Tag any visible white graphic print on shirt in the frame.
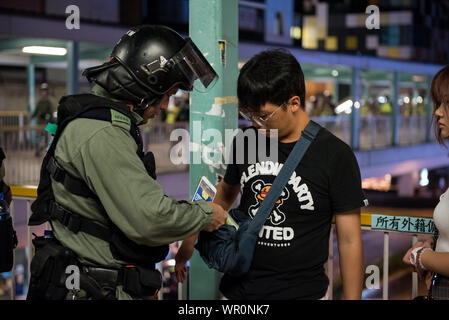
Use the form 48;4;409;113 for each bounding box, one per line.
240;161;315;247
249;179;290;225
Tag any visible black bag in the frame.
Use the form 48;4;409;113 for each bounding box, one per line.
0;215;18;273
0;147;17;273
194;121;321;276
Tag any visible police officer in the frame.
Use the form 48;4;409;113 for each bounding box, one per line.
32;83;55;157
32;83;54;125
27;25;227;300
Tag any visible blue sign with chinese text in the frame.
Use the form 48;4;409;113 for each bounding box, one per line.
371;214;435;234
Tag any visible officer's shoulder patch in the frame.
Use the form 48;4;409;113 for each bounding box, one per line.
111;109;131;129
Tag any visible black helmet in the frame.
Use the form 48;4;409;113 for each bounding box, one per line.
83;25;218;109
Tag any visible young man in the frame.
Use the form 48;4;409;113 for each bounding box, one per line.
176;49;367;300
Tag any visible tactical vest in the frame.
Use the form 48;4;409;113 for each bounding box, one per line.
29;94;168;268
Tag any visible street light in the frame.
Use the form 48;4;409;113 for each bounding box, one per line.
22;46;67;56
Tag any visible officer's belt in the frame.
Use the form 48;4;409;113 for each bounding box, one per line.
49;201;111;243
83;266;122;288
82;266;161;298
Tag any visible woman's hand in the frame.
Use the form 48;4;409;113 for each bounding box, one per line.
403;241;424;266
402;241;432;279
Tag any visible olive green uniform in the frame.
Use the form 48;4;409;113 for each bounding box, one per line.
33;100;54;125
51;86;212;298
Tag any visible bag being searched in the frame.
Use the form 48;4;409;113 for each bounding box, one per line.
195;209;256;277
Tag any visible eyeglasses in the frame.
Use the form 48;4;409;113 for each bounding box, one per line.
239;102;286;127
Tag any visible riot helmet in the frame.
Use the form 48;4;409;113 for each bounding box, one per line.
83;25;218;113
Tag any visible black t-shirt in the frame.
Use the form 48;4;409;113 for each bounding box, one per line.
220;126;367;300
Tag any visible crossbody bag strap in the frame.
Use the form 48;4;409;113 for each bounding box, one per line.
247;120;321;235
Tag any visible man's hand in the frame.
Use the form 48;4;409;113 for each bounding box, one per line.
335;209;363;300
204;202;228;232
175;235;198;283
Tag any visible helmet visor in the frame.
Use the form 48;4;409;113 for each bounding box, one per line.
172;38;218;92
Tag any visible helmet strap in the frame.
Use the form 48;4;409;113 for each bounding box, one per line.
133;95;163;116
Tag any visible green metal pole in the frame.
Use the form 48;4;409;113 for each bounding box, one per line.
392;71;400;146
333;80;339;105
28;64;35;117
350;67;360;150
66;41;79;95
189;0;239;300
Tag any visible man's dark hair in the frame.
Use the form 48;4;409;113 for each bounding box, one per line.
237;49;306;113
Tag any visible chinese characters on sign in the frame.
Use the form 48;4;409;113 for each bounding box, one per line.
371;214;435;234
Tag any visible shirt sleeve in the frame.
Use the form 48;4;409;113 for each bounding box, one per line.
78;125;213;247
223;135;241;186
224;163;240;186
328;140;368;214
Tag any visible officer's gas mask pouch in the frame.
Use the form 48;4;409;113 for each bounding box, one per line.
122;265;162;298
0;214;17;273
108;226;168;269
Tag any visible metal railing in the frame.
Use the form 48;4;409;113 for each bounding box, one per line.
3;185;435;300
327;212;435;300
0;121;191;186
312;115;351;145
4;186;38;300
312;114;431;150
0;111;30;129
0;115;436;185
399;115;428;145
358;115;392;149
